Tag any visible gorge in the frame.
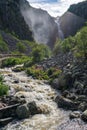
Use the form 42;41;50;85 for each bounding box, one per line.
0;0;87;130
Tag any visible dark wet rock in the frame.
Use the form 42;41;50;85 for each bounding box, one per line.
13;80;19;84
78;102;87;112
27;101;39;115
55;96;78;110
12;67;24;72
69;111;81;119
16;104;30;119
74;81;84;94
76;95;87;102
0;117;13;126
62;90;70;97
81;110;87;121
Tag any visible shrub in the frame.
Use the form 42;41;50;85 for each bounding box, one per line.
32;44;51;63
16;42;26;53
1;56;30;67
0;75;9;96
74;27;87;59
0;35;9;53
26;66;62;81
0;83;9;96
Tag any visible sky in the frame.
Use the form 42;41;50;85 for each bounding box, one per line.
27;0;84;17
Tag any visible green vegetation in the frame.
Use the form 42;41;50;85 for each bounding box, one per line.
0;35;9;53
16;42;27;53
26;65;62;81
68;1;87;19
54;25;87;59
32;44;51;63
1;56;30;67
0;75;9;96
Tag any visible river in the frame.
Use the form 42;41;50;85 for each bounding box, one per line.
0;67;69;130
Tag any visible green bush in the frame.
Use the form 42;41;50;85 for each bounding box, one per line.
26;65;62;81
26;66;49;80
16;42;27;53
0;75;9;96
74;27;87;59
0;83;9;96
1;56;30;67
32;44;51;63
0;35;9;53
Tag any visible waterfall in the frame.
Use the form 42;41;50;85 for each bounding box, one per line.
55;18;64;40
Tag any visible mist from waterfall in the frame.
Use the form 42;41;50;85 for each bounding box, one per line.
55;18;64;40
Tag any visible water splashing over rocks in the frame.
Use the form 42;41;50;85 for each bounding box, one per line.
0;67;68;130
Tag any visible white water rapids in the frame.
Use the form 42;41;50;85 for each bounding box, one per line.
0;67;69;130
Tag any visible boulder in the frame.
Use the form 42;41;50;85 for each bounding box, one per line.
78;102;87;112
81;110;87;121
55;95;78;110
16;104;30;119
27;101;39;115
74;81;84;94
69;111;81;119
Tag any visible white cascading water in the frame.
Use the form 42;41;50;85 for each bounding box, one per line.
0;67;69;130
55;17;64;40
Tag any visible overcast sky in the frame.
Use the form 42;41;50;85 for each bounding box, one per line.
27;0;84;17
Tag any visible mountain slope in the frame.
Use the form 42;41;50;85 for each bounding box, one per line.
68;1;87;20
59;1;87;38
20;0;58;48
0;0;33;41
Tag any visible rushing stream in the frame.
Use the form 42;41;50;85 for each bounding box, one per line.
0;67;69;130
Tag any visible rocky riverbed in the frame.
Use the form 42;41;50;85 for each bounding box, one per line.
0;67;69;130
0;63;87;130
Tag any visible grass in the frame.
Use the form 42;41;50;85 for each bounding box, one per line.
0;75;9;96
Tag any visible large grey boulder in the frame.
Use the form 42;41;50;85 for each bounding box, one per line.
27;101;39;115
55;95;77;110
16;104;30;119
81;110;87;121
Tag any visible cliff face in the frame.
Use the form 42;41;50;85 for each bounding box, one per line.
59;11;85;38
68;1;87;20
58;1;87;38
0;0;33;41
20;1;58;48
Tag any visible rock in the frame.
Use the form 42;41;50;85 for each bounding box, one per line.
62;90;70;97
81;110;87;121
78;102;87;112
74;81;84;94
16;104;30;119
27;101;39;115
55;95;77;110
13;80;19;84
69;111;81;119
51;78;60;90
12;67;24;72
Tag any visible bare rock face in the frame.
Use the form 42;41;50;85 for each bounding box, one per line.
59;11;85;38
20;1;58;48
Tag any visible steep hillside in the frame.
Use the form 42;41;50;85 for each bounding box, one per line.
0;30;33;55
20;1;58;48
68;1;87;19
0;0;33;41
59;11;85;38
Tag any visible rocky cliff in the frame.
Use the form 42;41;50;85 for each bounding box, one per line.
58;1;87;38
59;11;85;38
0;0;33;41
68;1;87;20
20;0;58;48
